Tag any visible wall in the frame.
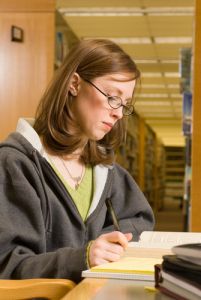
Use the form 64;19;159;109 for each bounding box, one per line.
0;0;55;140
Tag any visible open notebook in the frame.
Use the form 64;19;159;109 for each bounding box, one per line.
82;231;201;281
82;257;162;281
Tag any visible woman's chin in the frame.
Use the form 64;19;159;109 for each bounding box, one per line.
89;132;106;141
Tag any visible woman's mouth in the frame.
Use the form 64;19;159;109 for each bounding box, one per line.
102;122;113;130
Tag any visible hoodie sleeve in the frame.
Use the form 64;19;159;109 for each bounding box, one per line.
0;148;87;282
101;164;155;241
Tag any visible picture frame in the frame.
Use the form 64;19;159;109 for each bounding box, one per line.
11;25;24;42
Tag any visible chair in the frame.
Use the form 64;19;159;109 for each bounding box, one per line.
0;278;76;300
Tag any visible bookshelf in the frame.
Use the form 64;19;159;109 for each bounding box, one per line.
55;11;79;69
116;113;165;212
127;114;141;184
164;146;185;206
116;114;140;185
155;139;166;211
143;125;156;208
180;47;192;230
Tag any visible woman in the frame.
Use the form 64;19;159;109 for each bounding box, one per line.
0;39;154;282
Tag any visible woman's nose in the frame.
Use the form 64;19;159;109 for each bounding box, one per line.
111;106;123;120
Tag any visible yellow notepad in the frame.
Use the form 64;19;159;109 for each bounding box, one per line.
82;257;162;281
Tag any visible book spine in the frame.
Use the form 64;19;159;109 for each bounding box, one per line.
154;264;188;300
154;264;162;288
157;285;188;300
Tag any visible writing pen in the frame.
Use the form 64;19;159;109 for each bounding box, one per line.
105;198;121;232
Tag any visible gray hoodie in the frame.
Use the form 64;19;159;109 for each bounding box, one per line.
0;119;154;282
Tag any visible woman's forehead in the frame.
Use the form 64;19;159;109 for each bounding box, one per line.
96;73;135;82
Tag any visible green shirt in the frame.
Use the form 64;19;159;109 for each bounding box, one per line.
51;163;93;221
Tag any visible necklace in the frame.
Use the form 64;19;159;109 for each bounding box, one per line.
60;158;84;190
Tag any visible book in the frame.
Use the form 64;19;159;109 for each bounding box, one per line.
172;243;201;266
125;231;201;259
155;264;201;300
182;91;192;136
82;232;201;282
82;257;162;281
162;255;201;284
157;281;201;300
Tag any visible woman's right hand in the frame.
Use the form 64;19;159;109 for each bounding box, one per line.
88;231;132;267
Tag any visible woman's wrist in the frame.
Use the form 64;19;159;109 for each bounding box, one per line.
86;240;93;268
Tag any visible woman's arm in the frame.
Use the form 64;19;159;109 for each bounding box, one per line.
101;164;155;241
0;150;87;282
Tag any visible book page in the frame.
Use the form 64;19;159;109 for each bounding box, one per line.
124;246;172;259
128;231;201;249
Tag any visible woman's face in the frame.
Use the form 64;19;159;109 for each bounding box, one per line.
72;73;136;141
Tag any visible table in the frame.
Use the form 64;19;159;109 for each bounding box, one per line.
62;278;173;300
62;248;175;299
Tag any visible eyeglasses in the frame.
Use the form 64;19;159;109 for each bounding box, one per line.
85;80;134;116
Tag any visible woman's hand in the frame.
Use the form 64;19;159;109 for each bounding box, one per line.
88;231;132;267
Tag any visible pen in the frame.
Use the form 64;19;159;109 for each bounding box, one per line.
105;198;121;232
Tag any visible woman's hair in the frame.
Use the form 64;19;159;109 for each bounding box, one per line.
34;39;140;165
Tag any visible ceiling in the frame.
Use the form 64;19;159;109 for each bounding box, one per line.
56;0;195;146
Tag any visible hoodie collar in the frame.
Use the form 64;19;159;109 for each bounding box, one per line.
16;118;47;158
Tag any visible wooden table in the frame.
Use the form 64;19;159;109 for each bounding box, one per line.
62;249;174;299
61;278;172;300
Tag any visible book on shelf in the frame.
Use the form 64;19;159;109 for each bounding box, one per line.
155;264;201;300
82;256;162;281
171;243;201;266
182;91;192;136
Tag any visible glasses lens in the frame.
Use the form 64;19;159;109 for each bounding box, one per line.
108;96;122;109
123;105;134;116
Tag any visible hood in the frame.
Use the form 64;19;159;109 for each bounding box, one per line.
0;130;52;233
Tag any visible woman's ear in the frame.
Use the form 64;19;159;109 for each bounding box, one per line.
69;72;81;96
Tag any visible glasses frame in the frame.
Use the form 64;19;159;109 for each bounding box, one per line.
85;79;134;116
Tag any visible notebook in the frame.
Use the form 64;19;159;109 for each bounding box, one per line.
82;257;162;281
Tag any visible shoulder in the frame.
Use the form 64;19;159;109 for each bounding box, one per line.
110;163;143;194
96;162;133;181
0;132;34;159
0;133;37;178
112;162;135;180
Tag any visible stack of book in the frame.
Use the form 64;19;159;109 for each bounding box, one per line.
155;243;201;300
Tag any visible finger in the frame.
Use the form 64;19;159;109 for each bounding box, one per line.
103;242;124;255
101;250;122;263
90;238;124;258
124;233;133;242
90;248;121;266
105;231;129;248
92;258;110;266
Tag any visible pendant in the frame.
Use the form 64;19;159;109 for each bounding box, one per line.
73;176;81;182
75;182;79;190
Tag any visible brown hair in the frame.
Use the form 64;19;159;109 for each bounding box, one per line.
34;39;140;165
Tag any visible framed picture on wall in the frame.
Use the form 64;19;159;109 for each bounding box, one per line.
11;25;24;42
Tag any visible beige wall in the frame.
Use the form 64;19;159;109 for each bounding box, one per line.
0;1;55;140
